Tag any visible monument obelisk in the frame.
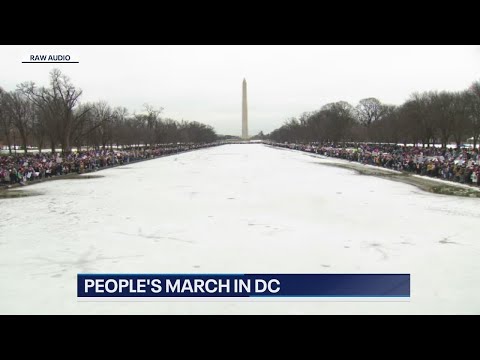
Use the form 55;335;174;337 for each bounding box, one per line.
242;78;248;139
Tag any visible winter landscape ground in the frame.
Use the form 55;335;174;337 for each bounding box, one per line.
1;143;480;314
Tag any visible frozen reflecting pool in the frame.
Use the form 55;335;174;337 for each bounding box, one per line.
1;144;480;314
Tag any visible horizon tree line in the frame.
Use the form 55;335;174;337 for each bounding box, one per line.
268;80;480;149
0;69;217;154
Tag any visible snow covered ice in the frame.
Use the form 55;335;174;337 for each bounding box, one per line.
1;144;480;314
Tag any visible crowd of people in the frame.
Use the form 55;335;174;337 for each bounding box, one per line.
271;142;480;187
4;141;480;188
0;143;219;187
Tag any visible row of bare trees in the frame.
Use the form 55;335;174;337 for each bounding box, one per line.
268;80;480;148
0;69;217;154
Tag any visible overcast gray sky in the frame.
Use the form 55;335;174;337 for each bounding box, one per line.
1;45;479;136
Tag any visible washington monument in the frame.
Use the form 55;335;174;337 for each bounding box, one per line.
242;78;248;139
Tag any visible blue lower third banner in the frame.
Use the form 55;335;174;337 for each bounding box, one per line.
77;274;410;298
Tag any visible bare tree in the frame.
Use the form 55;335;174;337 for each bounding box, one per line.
450;91;470;147
18;69;92;153
369;105;399;144
426;91;452;147
355;98;386;128
397;103;420;145
321;101;356;145
89;101;114;149
110;106;129;148
31;106;49;152
468;80;480;148
408;93;436;147
0;87;14;154
143;104;164;147
4;91;36;153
